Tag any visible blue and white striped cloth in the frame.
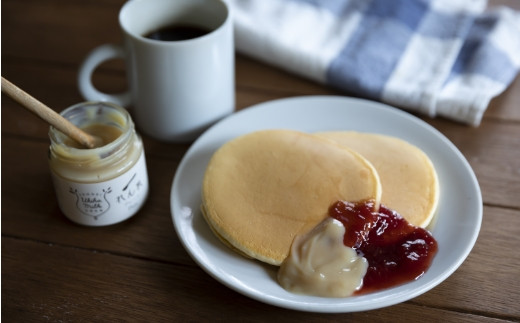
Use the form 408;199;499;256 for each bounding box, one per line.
226;0;520;126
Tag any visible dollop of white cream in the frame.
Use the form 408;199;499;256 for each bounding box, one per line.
277;218;367;297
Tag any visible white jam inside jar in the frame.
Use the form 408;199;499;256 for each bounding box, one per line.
48;102;149;226
277;218;367;297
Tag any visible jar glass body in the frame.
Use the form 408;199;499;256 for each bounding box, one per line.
49;102;149;226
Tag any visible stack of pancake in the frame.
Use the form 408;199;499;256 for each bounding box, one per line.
201;129;439;266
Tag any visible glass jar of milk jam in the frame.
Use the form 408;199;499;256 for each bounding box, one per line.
48;102;149;226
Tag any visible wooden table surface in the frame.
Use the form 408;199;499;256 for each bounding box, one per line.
2;0;519;321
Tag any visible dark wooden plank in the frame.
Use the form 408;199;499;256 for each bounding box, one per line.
1;137;192;265
486;75;520;122
427;119;520;209
2;237;512;322
489;0;520;10
1;61;125;138
3;0;519;124
4;93;520;209
415;205;520;320
236;55;343;96
2;135;520;320
2;1;520;321
2;0;124;66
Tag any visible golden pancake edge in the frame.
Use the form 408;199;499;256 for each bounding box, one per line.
316;131;439;228
201;129;382;265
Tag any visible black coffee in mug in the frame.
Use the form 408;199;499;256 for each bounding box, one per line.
144;24;210;41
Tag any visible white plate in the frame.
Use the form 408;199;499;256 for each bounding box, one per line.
170;96;482;312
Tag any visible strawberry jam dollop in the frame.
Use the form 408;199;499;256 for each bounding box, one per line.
329;200;438;294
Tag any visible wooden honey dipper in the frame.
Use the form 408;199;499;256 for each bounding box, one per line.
1;77;102;148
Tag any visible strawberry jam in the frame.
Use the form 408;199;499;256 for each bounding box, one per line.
329;200;438;294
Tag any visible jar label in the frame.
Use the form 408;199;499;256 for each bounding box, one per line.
51;152;149;226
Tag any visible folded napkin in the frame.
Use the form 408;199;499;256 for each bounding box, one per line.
226;0;520;126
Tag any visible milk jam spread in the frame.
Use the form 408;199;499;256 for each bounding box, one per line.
278;200;437;297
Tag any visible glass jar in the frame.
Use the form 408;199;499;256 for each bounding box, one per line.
49;101;149;226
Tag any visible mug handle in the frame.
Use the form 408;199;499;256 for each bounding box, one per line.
78;44;131;107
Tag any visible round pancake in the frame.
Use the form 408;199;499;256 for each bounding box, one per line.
202;129;382;265
316;131;439;228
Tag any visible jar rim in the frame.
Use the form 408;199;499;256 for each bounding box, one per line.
49;101;133;155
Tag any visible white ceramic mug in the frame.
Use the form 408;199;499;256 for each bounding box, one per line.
78;0;234;142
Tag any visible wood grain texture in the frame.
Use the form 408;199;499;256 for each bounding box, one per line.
1;77;100;148
2;0;520;321
2;237;515;323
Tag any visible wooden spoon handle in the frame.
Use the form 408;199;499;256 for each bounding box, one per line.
1;77;98;148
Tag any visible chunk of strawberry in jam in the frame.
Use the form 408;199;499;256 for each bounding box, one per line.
329;201;438;294
328;200;378;248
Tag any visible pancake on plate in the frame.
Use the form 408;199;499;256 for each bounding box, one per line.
201;129;382;265
316;131;439;228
